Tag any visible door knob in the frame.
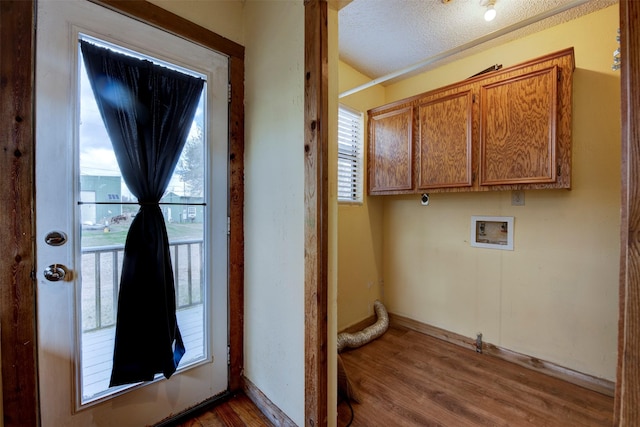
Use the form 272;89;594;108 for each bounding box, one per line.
44;264;69;282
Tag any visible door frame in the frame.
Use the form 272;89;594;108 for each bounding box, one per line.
0;1;245;424
3;1;640;426
614;1;640;425
304;1;329;425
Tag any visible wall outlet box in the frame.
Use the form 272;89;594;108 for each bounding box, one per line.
471;216;514;250
511;190;525;206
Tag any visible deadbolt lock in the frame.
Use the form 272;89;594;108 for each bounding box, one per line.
44;231;68;246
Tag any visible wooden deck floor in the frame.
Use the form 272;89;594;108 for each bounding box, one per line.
81;304;204;400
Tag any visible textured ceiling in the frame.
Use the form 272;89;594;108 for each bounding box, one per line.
339;0;617;85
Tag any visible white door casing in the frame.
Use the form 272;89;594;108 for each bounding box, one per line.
36;0;229;425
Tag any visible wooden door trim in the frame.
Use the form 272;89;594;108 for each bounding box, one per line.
304;0;329;425
90;0;246;394
91;0;244;60
0;1;39;426
616;1;640;425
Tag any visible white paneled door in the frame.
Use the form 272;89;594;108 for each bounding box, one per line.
35;1;229;425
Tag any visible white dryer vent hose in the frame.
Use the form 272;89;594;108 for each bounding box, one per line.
337;300;389;353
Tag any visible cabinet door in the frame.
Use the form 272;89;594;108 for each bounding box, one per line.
369;106;413;194
479;66;558;186
417;90;473;190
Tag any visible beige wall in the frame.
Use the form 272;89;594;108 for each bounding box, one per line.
147;0;244;45
337;62;386;330
244;1;305;424
339;5;620;381
152;0;308;423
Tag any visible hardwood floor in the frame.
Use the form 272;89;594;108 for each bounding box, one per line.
175;326;613;426
337;326;614;426
174;393;273;427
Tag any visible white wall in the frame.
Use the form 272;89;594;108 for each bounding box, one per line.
244;1;305;424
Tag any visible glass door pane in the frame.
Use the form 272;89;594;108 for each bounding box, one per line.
78;38;207;404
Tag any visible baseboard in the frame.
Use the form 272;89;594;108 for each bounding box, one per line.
339;314;377;334
389;313;477;352
389;313;615;397
153;391;232;426
244;377;297;427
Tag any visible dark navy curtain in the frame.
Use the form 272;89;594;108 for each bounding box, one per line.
80;40;204;386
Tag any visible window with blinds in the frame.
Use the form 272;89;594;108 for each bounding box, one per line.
338;105;364;203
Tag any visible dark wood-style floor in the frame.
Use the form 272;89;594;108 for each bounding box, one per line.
174;393;273;427
176;326;614;426
337;326;614;426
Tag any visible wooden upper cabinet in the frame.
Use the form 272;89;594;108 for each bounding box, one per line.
479;66;558;186
477;49;574;190
417;89;474;190
369;106;413;194
366;48;574;195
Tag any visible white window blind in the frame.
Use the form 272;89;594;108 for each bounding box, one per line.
338;105;364;203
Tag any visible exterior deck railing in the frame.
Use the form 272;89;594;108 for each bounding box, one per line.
81;239;204;332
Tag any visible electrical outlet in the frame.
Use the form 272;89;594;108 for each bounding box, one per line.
511;190;525;206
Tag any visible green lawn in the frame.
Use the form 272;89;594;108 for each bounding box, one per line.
82;220;203;247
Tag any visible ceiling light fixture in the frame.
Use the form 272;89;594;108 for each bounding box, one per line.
480;0;497;22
